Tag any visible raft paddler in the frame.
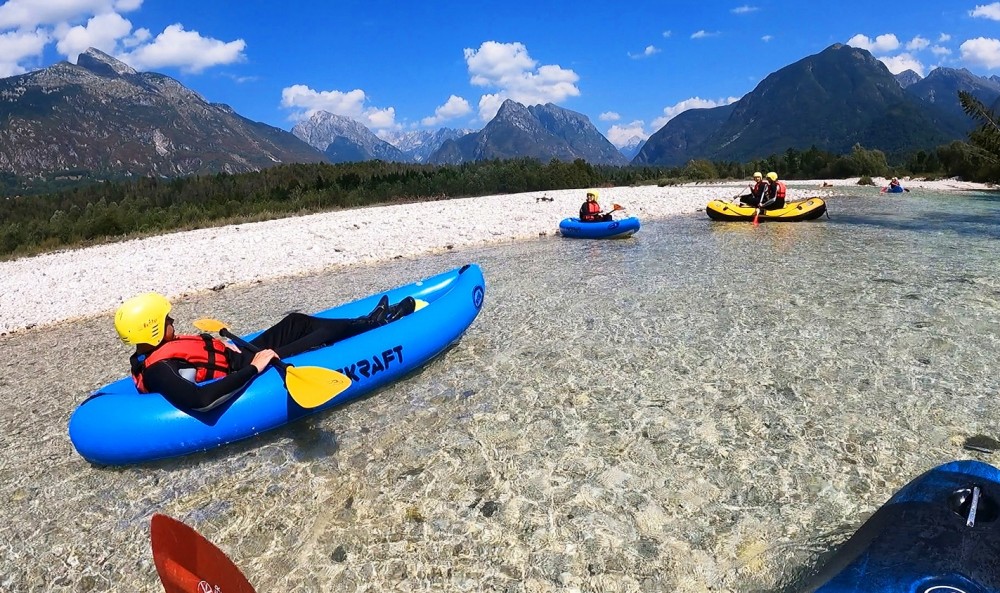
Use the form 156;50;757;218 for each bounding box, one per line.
579;190;613;222
759;172;786;210
114;292;415;412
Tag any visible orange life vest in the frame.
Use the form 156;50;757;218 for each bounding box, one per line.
132;334;231;393
581;201;602;221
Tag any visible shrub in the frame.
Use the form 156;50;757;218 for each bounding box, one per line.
857;176;875;186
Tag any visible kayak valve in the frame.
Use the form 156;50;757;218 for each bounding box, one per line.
948;485;998;526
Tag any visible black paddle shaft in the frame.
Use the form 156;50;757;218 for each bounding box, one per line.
218;328;291;372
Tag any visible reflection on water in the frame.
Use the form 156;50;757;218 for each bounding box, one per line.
1;189;998;592
827;189;1000;240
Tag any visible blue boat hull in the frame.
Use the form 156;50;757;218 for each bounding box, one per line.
559;216;640;239
803;460;1000;593
68;264;486;465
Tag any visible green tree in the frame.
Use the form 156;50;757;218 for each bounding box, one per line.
682;159;718;180
848;144;889;176
958;90;1000;181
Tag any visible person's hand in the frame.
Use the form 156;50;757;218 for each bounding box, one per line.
250;349;278;373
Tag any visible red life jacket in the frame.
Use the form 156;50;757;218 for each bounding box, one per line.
132;334;231;393
581;200;602;221
752;181;767;196
772;181;786;199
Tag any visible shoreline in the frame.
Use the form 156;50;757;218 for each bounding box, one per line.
0;177;988;336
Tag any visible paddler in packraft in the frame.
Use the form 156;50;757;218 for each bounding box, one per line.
759;172;786;210
739;172;768;206
579;190;613;222
114;292;415;412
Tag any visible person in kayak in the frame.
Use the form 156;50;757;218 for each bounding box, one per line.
739;172;768;206
759;171;786;210
579;190;613;222
114;292;416;412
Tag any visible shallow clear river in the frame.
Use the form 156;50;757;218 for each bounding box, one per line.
2;186;999;592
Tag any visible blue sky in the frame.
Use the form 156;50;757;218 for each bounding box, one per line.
3;1;1000;147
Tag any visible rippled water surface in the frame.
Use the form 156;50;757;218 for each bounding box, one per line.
2;188;999;592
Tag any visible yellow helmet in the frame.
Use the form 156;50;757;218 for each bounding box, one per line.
586;190;599;200
752;172;762;180
114;292;172;346
766;172;778;181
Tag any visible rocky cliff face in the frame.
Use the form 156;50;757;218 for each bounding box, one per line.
290;111;406;163
0;48;324;182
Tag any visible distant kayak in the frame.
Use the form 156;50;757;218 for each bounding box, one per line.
68;264;486;465
559;216;640;239
800;459;1000;593
881;185;906;193
705;198;827;222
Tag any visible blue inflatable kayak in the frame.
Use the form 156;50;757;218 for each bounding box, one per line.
882;185;905;193
559;216;640;239
69;264;486;465
802;459;1000;593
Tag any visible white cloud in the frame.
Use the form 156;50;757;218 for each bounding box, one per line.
463;41;580;121
939;33;951;42
970;3;1000;20
599;111;620;122
366;107;397;130
731;5;759;14
662;30;672;38
54;12;132;59
421;95;472;126
762;35;773;42
280;85;399;130
961;37;1000;69
118;24;245;73
906;36;930;51
0;1;244;76
691;30;720;39
0;28;49;77
0;0;142;29
651;96;739;129
846;33;900;54
476;94;505;123
606;120;648;147
931;45;952;56
628;45;660;59
879;53;925;76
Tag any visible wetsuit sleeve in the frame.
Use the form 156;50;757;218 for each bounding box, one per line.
579;202;588;218
142;360;258;411
759;185;776;208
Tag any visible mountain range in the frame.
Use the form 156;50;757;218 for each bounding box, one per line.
425;99;629;165
633;43;1000;166
0;48;325;180
0;43;997;188
291;112;471;163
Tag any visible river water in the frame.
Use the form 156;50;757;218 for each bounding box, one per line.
2;187;999;592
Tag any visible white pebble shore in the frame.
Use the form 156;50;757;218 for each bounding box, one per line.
0;176;986;335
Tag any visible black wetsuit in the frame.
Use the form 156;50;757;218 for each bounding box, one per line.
132;313;380;412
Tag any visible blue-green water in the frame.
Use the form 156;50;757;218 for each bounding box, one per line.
1;188;998;592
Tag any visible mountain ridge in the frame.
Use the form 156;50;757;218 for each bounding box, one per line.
634;43;989;166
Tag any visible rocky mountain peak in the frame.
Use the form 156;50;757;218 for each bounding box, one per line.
895;69;923;89
76;47;137;78
290;110;406;163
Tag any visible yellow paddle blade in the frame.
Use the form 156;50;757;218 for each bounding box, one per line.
193;318;228;333
284;365;353;408
414;299;429;311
